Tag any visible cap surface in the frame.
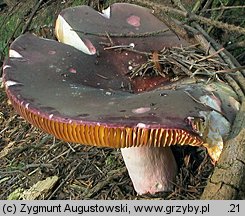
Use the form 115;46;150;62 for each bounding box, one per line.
3;32;210;147
55;3;188;92
3;3;214;149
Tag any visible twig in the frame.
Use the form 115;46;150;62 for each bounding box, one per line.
47;161;82;200
81;167;127;198
21;0;44;34
193;24;245;99
177;0;245;98
104;44;134;50
35;141;62;162
0;170;31;180
206;2;225;34
172;0;186;12
66;142;76;152
203;5;245;12
226;40;245;51
48;149;70;163
105;31;114;46
191;0;203;14
215;66;245;74
123;44;228;79
159;77;196;90
0;163;53;174
173;0;245;98
196;48;224;63
201;0;214;13
237;52;245;64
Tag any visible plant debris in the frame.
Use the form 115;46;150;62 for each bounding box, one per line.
126;45;238;81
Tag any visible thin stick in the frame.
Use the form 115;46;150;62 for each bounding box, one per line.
193;24;245;98
168;0;245;99
47;161;82;200
105;31;114;46
215;66;245;74
21;0;44;34
196;48;224;63
104;44;134;50
203;5;245;12
226;40;245;51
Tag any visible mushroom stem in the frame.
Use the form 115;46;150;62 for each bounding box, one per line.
121;146;177;195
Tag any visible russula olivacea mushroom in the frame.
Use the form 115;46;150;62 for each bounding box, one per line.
3;3;240;195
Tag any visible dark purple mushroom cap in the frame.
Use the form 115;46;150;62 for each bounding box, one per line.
2;4;212;148
55;3;189;92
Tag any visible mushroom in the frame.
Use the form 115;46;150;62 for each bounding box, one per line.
3;3;239;195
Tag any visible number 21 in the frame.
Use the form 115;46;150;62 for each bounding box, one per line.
229;204;239;213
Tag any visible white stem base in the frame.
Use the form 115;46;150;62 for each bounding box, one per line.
121;146;177;195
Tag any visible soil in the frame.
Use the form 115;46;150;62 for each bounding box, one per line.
0;0;244;200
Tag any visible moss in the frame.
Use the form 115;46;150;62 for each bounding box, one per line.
0;11;21;56
0;1;36;56
71;0;87;6
7;188;24;200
